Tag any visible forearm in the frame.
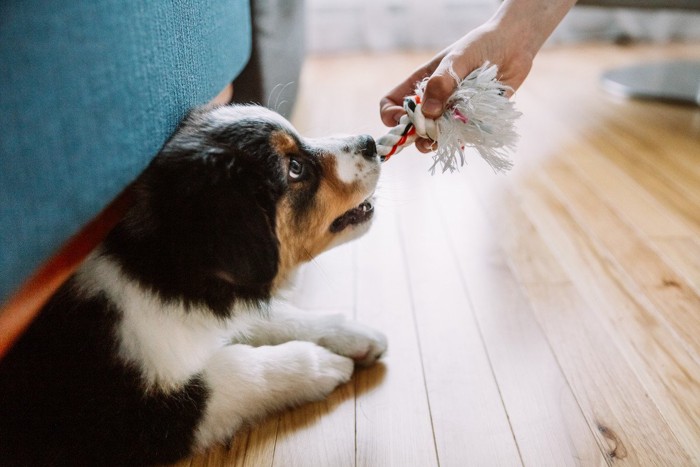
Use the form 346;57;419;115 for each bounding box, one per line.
490;0;577;59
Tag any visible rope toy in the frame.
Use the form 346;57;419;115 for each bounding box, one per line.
377;63;522;173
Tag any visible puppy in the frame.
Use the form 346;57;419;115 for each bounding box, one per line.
0;105;387;466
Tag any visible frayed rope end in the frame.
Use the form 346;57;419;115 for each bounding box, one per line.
377;62;522;174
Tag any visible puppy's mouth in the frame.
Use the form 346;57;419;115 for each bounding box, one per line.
330;198;375;233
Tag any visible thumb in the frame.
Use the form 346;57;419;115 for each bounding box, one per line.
421;72;456;119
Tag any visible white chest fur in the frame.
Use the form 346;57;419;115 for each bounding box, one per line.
76;254;247;392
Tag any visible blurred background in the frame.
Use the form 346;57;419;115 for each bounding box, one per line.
305;0;700;53
243;0;700;117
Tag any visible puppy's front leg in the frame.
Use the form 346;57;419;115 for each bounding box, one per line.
241;303;387;367
195;341;352;451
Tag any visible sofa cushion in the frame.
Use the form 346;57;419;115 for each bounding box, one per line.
0;0;252;302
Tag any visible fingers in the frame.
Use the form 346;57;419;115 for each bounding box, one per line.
378;55;461;154
380;64;455;126
420;71;457;119
379;98;405;127
421;37;486;119
379;57;444;127
415;138;435;153
379;72;424;127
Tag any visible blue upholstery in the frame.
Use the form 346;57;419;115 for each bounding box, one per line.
0;0;252;302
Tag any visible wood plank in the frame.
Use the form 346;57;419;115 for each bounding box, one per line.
543;163;700;360
433;176;608;467
655;238;700;295
288;244;355;313
478;195;695;465
597;114;700;191
182;409;278;467
462;163;695;464
522;47;700;232
554;131;700;296
272;383;356;467
515;66;700;302
500;53;700;460
354;175;439;467
525;283;693;466
582;123;700;230
232;419;278;467
271;252;358;466
513;175;700;463
391;155;523;466
558;136;694;240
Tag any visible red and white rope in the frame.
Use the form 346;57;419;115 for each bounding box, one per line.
376;63;522;173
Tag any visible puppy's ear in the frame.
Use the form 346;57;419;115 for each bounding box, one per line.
107;145;283;314
166;150;282;301
211;194;280;289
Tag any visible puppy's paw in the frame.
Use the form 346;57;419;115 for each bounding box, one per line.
312;344;355;389
318;317;388;367
283;341;354;400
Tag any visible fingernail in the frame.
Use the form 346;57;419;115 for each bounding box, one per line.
422;98;442;117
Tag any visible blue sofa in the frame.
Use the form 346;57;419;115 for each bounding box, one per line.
0;0;252;303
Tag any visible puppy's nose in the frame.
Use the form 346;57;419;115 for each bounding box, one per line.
358;135;377;161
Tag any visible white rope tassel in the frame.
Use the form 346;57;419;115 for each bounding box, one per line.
376;63;522;174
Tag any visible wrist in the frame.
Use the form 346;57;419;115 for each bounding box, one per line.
488;9;538;62
489;0;574;59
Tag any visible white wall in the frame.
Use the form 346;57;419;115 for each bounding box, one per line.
305;0;700;53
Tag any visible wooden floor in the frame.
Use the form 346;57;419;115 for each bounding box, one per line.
177;43;700;466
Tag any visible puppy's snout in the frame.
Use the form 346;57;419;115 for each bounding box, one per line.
358;135;377;161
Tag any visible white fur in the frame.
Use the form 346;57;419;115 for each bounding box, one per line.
335;151;362;184
76;254;242;391
307;135;381;186
334;143;367;184
75;251;387;451
194;302;387;449
325;197;377;251
238;299;387;365
194;342;353;449
210;105;296;134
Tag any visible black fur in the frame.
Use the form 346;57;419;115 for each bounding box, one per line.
0;106;307;466
104;110;290;316
0;283;208;466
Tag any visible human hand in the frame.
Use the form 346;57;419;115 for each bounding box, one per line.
379;22;533;153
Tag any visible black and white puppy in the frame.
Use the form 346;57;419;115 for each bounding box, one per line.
0;105;387;466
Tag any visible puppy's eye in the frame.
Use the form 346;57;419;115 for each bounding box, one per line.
288;158;305;181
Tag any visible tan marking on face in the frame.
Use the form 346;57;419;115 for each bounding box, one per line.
274;154;369;287
270;131;298;155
